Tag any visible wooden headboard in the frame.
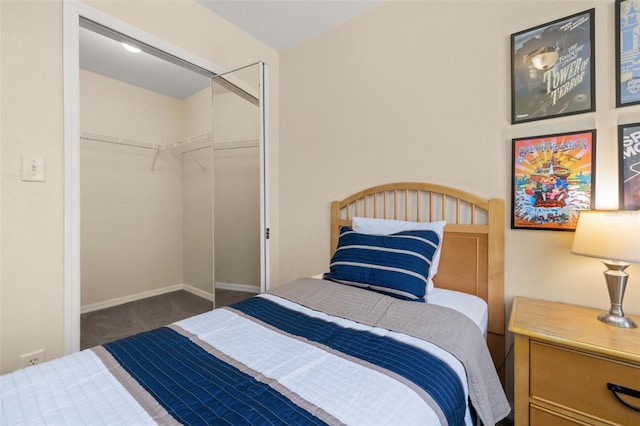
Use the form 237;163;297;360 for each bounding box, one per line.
330;182;505;374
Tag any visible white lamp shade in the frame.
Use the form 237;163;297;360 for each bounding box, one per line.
571;210;640;263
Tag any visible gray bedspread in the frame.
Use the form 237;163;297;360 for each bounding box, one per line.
270;278;511;426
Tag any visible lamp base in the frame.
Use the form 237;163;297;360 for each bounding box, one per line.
598;312;637;328
599;261;637;329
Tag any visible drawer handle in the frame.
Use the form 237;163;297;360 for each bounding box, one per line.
607;383;640;412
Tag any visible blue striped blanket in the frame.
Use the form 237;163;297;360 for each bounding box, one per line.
0;279;510;425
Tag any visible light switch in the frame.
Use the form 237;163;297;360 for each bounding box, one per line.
21;155;46;182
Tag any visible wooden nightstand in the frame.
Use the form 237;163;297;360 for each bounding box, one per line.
509;297;640;425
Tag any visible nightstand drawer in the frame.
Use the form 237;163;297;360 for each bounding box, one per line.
530;405;590;425
530;341;640;424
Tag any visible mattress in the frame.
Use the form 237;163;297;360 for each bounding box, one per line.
1;278;509;426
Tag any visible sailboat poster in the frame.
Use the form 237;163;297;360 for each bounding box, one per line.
511;129;596;231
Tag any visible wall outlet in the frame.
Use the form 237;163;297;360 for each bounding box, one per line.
20;349;45;368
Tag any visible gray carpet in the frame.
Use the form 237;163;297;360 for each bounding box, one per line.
81;289;255;349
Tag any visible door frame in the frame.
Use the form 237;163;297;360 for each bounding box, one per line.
62;1;269;354
259;62;270;294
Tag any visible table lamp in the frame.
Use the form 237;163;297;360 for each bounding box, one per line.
571;210;640;328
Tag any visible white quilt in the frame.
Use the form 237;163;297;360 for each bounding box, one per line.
1;280;510;425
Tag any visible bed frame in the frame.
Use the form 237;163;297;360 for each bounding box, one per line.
330;182;505;377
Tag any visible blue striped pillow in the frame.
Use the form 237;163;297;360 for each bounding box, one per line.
323;227;441;302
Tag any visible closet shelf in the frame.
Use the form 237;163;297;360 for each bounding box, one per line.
80;131;259;171
81;131;258;152
166;133;213;154
80;132;162;150
213;139;259;151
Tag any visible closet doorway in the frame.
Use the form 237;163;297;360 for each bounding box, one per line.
63;2;269;354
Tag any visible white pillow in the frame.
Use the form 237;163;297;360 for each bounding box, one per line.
351;217;446;293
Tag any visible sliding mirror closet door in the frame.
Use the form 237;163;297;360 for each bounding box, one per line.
211;62;269;298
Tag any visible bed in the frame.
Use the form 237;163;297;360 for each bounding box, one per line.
329;182;506;370
1;182;509;426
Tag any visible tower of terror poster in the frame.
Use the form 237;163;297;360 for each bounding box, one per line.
512;10;594;123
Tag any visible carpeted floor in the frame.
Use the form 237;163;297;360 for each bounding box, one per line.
81;289;255;349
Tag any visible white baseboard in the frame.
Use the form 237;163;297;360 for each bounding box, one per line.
81;282;259;314
185;284;215;302
215;282;260;293
81;283;214;314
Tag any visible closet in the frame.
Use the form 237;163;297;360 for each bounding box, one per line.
78;20;267;324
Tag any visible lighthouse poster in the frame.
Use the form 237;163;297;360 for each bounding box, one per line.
511;130;596;231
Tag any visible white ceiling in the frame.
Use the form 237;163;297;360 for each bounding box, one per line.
79;1;383;99
79;26;213;100
197;0;383;51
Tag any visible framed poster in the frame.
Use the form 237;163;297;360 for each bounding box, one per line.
511;129;596;231
511;9;595;124
619;122;640;209
616;0;640;107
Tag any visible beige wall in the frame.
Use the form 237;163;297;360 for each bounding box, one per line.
182;87;214;295
80;70;184;144
0;0;279;374
1;0;65;375
278;0;639;395
80;70;185;307
280;0;639;313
